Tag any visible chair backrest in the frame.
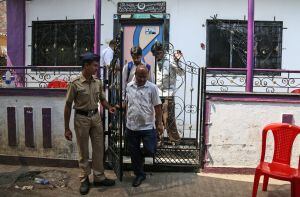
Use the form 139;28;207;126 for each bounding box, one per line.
291;89;300;93
261;123;300;165
47;79;68;88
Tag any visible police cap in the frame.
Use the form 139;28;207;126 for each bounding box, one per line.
80;52;100;62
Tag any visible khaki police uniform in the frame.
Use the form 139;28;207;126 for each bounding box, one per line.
66;73;105;182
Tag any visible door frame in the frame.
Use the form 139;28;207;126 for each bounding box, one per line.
113;14;170;46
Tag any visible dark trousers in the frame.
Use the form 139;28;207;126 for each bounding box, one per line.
126;128;157;177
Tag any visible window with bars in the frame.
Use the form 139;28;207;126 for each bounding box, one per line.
32;19;95;66
206;19;283;69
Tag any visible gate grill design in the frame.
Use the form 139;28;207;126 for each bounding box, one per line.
32;19;94;66
106;40;205;180
152;43;203;168
107;30;124;180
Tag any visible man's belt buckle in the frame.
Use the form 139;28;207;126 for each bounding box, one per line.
87;110;95;117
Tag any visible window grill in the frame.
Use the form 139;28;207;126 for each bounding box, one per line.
32;19;95;66
206;19;283;70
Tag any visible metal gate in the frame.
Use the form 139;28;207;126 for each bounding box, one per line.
152;43;205;170
106;30;124;181
106;38;206;180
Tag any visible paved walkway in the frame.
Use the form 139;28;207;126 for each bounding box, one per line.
0;164;290;197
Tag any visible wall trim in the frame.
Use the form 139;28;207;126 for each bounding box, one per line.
0;155;78;168
207;92;300;104
0;88;66;96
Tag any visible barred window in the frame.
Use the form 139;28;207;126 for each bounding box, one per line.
206;19;283;69
32;19;95;66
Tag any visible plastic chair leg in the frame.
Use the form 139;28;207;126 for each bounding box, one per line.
262;175;269;191
252;169;261;197
292;176;300;197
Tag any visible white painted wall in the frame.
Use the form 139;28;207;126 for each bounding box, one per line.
25;0;95;66
0;95;78;159
207;100;300;168
24;0;300;69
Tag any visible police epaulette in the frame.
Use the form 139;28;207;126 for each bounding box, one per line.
70;76;80;83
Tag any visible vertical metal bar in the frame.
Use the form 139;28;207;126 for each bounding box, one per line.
94;0;101;78
24;107;34;147
182;61;187;139
102;66;106;131
200;67;207;168
74;22;78;65
246;0;255;92
287;72;290;93
7;107;17;146
189;68;194;140
54;24;58;66
229;33;233;68
42;108;52;148
118;28;124;181
94;0;101;55
195;68;201;148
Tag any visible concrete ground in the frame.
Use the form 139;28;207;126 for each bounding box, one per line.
0;164;290;197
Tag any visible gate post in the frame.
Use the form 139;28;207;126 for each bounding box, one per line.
199;67;207;168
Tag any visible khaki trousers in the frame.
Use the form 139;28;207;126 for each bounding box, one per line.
74;112;105;182
161;96;181;142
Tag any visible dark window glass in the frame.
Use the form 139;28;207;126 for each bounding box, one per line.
206;19;283;69
32;19;95;66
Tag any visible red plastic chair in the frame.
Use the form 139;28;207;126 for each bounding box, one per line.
252;123;300;197
291;89;300;94
47;79;68;88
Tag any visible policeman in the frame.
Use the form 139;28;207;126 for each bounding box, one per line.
64;52;116;195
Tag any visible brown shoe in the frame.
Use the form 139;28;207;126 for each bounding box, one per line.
168;130;181;142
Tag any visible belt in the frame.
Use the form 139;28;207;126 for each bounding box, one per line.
76;109;98;117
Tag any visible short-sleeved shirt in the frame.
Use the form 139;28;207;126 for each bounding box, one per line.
100;47;114;67
126;81;162;131
66;73;106;110
122;61;154;99
156;55;184;96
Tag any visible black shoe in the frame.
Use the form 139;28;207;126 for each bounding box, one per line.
132;175;146;187
80;178;90;195
94;178;116;187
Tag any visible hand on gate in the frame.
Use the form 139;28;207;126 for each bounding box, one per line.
173;50;182;62
64;128;73;141
108;106;117;114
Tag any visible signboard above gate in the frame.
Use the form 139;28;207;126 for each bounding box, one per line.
117;2;166;14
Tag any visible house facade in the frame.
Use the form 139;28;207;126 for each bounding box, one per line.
14;0;299;70
1;0;300;174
